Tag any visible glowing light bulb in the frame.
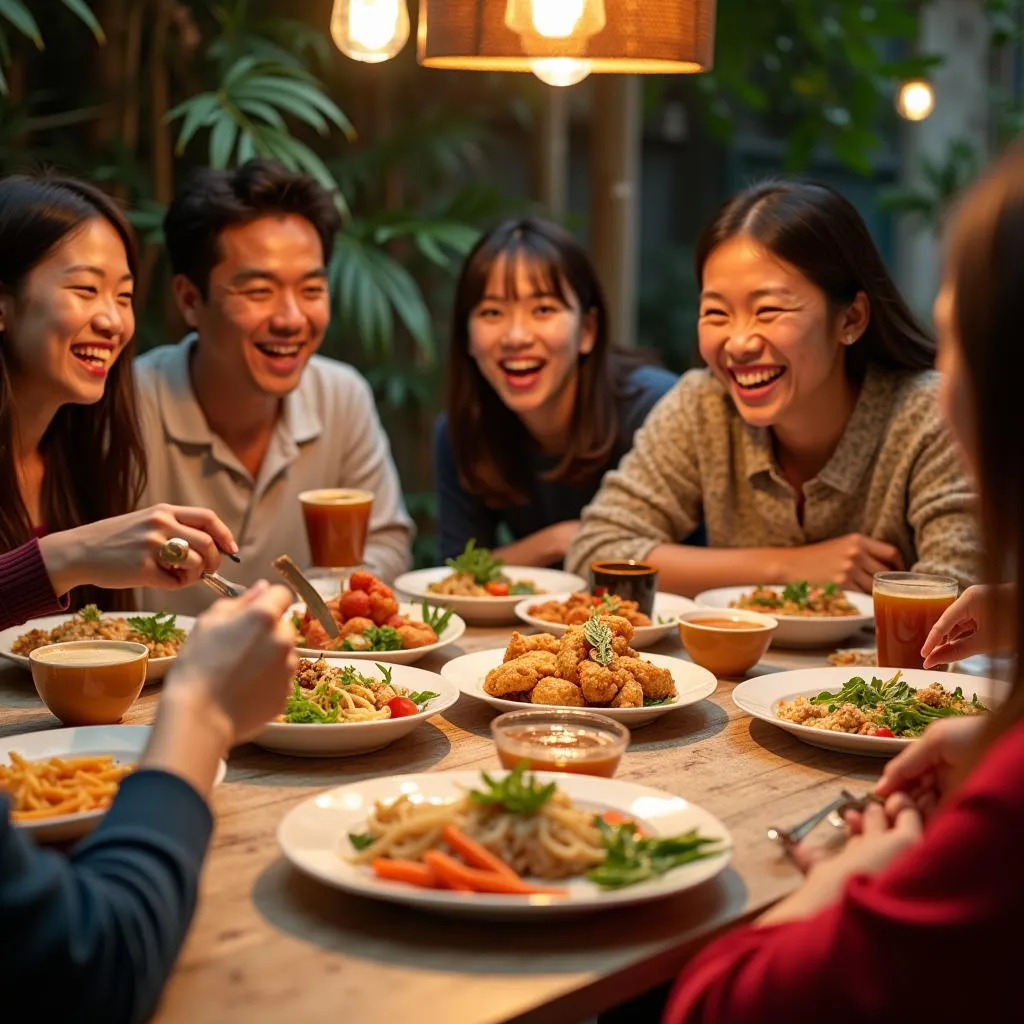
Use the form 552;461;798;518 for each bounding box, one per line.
330;0;409;64
896;79;935;122
530;58;592;87
506;0;605;57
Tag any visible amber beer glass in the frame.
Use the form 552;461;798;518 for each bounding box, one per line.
299;489;373;572
873;571;958;669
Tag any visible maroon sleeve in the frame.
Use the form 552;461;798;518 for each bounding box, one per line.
0;539;68;631
664;720;1024;1023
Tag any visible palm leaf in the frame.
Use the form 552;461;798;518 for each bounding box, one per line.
61;0;104;43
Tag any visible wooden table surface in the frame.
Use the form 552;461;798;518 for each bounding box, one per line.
0;623;884;1024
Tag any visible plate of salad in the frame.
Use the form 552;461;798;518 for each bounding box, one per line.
732;666;1010;756
395;541;586;625
252;657;460;757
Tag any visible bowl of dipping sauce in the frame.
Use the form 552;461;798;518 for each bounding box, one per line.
490;708;630;778
677;609;778;678
29;640;149;726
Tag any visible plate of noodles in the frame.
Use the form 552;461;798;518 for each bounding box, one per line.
277;766;732;919
0;606;195;682
0;725;226;843
695;584;873;648
251;657;459;757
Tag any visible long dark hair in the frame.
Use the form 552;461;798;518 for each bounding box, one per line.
945;143;1024;768
695;181;935;377
446;216;636;507
0;175;145;610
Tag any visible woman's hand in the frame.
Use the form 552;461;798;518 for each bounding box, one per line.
38;504;238;594
920;583;1015;668
757;794;923;926
780;533;904;593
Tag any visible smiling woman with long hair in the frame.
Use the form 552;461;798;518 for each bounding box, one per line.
565;181;979;593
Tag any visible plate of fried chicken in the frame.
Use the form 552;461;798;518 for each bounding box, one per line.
440;614;717;728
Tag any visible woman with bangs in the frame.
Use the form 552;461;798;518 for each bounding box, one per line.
434;217;677;566
565;181;979;593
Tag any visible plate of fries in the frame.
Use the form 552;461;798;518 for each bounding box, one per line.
0;725;226;842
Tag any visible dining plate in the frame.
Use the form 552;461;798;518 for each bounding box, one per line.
0;611;195;683
440;648;717;728
277;770;732;919
252;659;459;757
1;725;226;843
695;586;873;648
394;566;587;626
731;666;1010;757
286;601;467;665
513;591;698;649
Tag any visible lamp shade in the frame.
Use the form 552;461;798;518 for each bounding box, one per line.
418;0;716;74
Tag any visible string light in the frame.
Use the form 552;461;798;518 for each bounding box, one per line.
330;0;410;64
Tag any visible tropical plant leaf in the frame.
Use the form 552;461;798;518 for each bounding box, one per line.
61;0;104;43
0;0;42;47
209;115;239;169
168;93;220;154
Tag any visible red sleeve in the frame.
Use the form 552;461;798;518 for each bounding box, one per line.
0;539;67;631
665;720;1024;1024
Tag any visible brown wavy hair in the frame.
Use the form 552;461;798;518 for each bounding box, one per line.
0;175;145;610
446;217;643;507
945;143;1024;770
695;180;936;377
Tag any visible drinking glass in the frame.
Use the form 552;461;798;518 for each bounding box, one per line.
873;571;958;669
298;489;373;582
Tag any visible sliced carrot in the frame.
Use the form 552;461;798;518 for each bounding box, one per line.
601;810;647;836
423;850;567;897
372;858;439;889
442;824;518;880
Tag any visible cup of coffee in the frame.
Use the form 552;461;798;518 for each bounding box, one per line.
589;560;659;618
299;489;373;572
873;571;959;669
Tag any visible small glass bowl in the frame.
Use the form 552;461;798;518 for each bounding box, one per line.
490;708;630;778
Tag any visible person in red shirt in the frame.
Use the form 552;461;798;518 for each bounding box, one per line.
663;144;1024;1023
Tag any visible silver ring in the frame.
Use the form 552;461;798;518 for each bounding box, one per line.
158;537;191;567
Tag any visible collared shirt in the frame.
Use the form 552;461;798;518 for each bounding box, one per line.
565;366;980;587
134;338;413;615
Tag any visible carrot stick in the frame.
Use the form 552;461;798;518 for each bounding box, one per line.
442;824;518;879
423;851;567;896
601;810;647;836
372;858;439;889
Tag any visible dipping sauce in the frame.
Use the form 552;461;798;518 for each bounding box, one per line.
299;489;373;569
873;572;958;669
495;725;624;777
32;645;143;665
687;617;764;630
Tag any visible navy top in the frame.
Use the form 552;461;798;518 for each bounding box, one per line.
435;364;678;562
0;768;213;1023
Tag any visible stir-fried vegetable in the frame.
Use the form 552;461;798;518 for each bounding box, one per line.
469;762;556;815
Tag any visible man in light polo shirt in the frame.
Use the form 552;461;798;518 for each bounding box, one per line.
134;159;413;615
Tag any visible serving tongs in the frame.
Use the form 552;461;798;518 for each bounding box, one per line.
767;789;884;851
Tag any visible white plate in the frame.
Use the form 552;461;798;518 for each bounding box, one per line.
2;725;226;843
440;648;717;728
252;659;459;757
0;612;195;683
513;591;697;649
732;666;1010;757
695;586;873;648
286;601;467;666
277;770;732;919
394;567;587;626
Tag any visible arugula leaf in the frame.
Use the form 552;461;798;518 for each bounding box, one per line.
445;539;506;584
643;696;675;707
127;610;185;645
348;832;375;851
469;762;556;815
406;690;440;706
375;663;394;687
341;625;402;652
584;610;614;666
781;580;810;607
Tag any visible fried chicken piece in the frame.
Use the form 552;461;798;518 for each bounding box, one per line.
602;614;635;644
531;677;585;707
525;602;566;624
622;609;652;627
613;656;676;701
564;606;592;626
578;660;620;705
340;616;376;639
504;631;560;662
396;622;438;649
556;628;589;685
368;590;400;626
611;677;643;708
484;651;558;696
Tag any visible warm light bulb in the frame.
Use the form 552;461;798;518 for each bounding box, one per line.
506;0;605;56
331;0;410;64
896;79;935;122
532;0;585;39
530;58;592;87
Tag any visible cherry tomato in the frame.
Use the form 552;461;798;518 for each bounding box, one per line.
386;696;420;718
874;727;895;738
485;581;510;596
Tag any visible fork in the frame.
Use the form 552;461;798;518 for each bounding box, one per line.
200;572;247;599
767;789;882;848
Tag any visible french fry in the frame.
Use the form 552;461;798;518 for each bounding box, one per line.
0;752;134;821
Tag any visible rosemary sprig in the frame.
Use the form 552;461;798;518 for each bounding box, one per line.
584;610;614;666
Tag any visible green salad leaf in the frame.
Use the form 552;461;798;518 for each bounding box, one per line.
127;610;185;645
445;539;506;584
469;762;556;815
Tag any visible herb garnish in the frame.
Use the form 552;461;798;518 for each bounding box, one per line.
421;599;455;635
584;610;614;666
469;762;556;815
77;604;102;624
445;539;506;585
341;625;403;652
348;832;375;851
127;610;185;645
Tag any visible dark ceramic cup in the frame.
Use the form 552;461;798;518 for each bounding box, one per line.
588;560;659;617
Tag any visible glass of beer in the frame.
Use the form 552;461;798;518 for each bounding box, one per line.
873;571;958;669
299;489;373;575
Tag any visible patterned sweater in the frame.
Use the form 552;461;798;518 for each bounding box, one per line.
564;367;979;588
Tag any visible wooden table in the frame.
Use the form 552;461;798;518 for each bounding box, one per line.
0;625;882;1024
